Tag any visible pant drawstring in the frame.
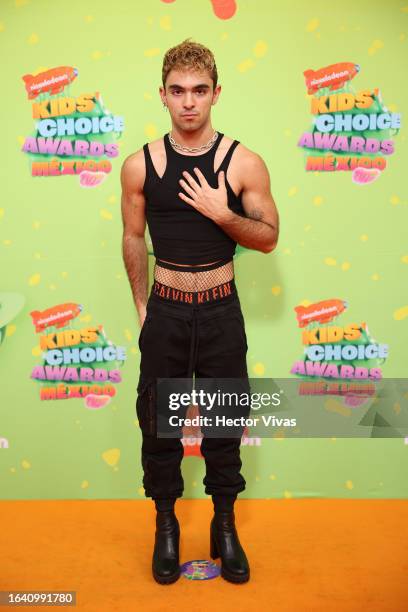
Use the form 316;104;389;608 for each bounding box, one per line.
187;309;200;379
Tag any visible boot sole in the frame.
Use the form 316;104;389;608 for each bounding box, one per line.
152;567;181;585
221;567;250;584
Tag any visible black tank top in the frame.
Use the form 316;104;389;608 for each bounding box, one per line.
142;132;245;264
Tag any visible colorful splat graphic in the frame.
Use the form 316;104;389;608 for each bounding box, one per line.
160;0;237;20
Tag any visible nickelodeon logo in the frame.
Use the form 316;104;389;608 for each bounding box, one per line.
182;435;261;457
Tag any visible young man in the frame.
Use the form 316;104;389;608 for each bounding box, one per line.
121;39;279;585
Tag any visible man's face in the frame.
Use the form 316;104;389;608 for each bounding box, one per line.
160;69;221;131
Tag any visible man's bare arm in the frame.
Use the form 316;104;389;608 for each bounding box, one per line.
217;153;279;253
120;150;148;327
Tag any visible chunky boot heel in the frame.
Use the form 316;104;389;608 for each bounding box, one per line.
210;530;219;559
210;511;250;584
152;510;180;585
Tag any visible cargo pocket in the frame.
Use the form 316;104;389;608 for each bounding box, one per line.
136;378;156;436
138;315;152;351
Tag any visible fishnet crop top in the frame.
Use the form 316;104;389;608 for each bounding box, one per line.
153;258;235;291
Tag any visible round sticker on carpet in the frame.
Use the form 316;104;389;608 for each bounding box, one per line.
180;560;220;580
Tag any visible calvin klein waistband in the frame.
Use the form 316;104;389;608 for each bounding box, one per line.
151;278;237;306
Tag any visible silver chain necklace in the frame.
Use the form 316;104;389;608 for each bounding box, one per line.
169;130;218;153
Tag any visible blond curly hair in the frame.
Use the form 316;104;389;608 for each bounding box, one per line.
162;38;218;90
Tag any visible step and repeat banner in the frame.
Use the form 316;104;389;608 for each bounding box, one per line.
1;0;407;500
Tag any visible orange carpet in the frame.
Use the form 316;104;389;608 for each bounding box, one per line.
1;499;407;611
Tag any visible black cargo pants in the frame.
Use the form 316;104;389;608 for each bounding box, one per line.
136;272;250;501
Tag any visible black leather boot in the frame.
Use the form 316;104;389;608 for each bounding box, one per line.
152;510;180;584
210;510;250;583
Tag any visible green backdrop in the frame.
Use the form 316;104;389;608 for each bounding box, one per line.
1;0;407;500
